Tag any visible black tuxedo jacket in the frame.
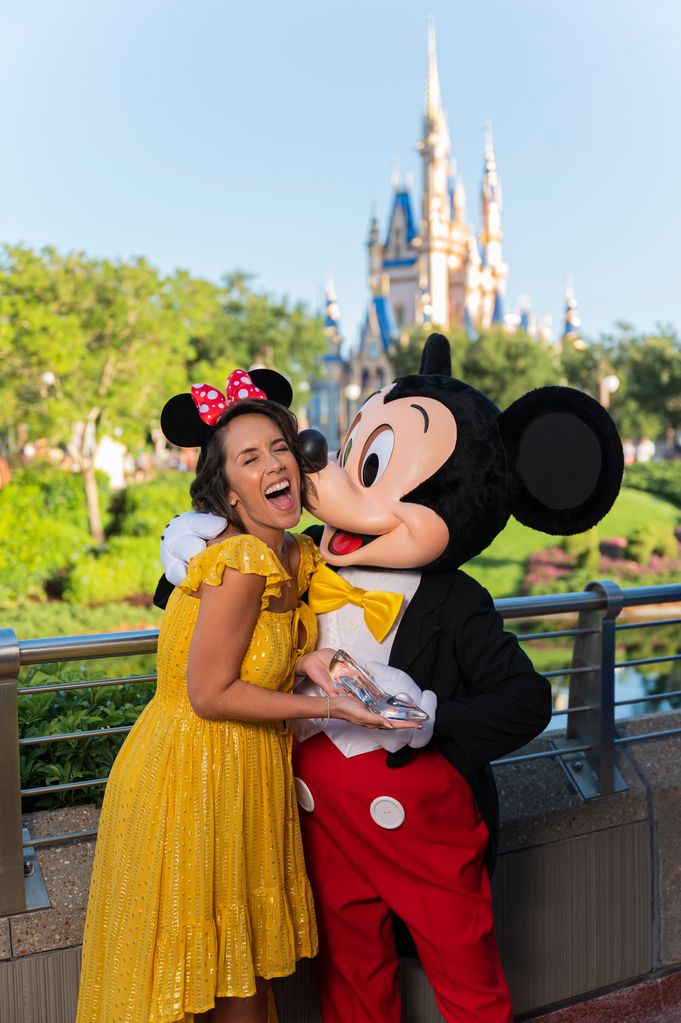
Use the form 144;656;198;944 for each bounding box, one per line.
304;526;552;874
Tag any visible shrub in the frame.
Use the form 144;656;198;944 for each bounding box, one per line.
626;523;679;565
110;472;191;537
15;463;110;531
0;463;113;600
625;462;681;508
19;661;155;809
64;536;161;604
0;482;90;600
563;528;600;577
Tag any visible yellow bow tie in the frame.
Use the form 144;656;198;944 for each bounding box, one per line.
307;562;404;644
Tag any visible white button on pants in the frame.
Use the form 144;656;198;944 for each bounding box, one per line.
294;777;315;812
369;796;405;830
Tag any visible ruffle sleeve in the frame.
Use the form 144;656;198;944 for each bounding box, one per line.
178;534;289;608
295;533;324;595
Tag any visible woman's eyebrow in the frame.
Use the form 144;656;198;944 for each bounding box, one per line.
410;403;430;432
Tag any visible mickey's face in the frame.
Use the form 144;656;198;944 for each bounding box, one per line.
306;386;457;569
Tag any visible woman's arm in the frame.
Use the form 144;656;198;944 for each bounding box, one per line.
186;564;399;727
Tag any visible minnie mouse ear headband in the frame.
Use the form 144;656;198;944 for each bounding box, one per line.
160;368;294;449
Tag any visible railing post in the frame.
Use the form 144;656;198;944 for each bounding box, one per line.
554;580;627;798
0;627;26;914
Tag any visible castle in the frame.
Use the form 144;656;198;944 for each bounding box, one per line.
307;25;578;449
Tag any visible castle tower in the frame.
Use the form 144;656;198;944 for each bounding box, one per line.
562;275;582;345
416;21;452;326
478;126;508;326
367;214;384;297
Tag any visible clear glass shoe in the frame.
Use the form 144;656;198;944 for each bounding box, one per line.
329;650;429;722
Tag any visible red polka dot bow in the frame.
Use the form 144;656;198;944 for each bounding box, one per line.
190;370;267;426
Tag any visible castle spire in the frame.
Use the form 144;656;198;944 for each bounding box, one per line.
417;20;451;326
479;122;504;274
324;276;343;346
562;275;582;344
425;20;443;134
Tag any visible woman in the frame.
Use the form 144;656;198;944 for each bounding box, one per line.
76;374;404;1023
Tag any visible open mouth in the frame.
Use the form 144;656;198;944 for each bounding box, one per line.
265;479;295;512
328;529;379;556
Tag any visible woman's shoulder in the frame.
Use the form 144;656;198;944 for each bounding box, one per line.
292;531;323;592
179;532;289;595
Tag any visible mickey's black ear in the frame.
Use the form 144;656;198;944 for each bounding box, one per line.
498;386;623;535
418;333;452;376
160;394;211;448
249;368;293;408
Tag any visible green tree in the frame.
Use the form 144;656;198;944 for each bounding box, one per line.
0;245;193;541
462;327;559;408
188;272;327;412
388;324;470;378
610;326;681;443
559;338;603;397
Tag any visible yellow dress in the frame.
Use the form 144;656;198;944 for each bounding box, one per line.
76;532;321;1023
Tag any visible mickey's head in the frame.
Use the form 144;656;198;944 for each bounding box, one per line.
307;333;624;572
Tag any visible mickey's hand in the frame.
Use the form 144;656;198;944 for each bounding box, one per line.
365;661;437;751
160;511;227;585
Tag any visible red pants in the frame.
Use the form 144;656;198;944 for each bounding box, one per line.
292;734;512;1023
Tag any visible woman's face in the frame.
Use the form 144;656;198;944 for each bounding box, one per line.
223;412;302;533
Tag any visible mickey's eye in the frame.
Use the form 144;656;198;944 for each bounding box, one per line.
340;419;361;468
359;426;394;487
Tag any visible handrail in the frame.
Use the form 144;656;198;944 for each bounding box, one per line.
2;578;681;915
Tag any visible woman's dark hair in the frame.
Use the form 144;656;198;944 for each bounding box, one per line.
189;399;316;529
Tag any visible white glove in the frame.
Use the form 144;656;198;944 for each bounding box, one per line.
365;661;437;752
160;511;227;585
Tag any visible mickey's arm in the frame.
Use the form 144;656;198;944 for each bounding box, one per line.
433;576;552;773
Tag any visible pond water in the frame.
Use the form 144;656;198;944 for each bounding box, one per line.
510;614;681;732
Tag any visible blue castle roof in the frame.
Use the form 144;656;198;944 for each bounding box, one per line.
374;295;397;351
491;289;504;325
384;188;418;248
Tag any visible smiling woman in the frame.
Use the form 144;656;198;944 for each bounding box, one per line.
74;376;407;1023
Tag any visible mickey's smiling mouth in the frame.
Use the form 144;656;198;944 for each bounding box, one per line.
328;529;379;556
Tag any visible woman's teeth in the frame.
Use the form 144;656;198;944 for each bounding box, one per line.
265;480;294;511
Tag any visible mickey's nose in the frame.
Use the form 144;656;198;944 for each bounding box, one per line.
298;429;328;471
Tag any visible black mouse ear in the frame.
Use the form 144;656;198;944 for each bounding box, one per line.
498;386;623;535
249;368;293;408
418;333;452;376
160;393;211;448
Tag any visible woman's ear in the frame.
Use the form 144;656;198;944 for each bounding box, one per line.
160;393;211;449
497;386;624;535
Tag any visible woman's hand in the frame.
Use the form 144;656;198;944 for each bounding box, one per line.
329;694;418;730
295;647;337;696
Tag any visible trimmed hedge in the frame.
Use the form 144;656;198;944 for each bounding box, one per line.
625;462;681;508
64;535;162;605
110;472;191;537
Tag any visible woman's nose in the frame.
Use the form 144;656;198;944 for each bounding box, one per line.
298;429;328;471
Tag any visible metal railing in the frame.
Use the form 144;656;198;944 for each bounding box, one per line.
2;578;681;916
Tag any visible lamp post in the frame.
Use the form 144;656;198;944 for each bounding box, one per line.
598;373;620;410
342;383;361;439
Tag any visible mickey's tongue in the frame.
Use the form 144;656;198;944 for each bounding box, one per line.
329;530;365;556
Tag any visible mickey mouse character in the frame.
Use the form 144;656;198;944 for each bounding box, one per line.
158;334;623;1023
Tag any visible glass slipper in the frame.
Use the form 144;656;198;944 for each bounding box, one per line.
373;696;429;722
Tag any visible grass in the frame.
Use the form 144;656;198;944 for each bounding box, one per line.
465;486;680;597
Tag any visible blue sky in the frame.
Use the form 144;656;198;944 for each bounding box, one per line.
1;0;680;349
